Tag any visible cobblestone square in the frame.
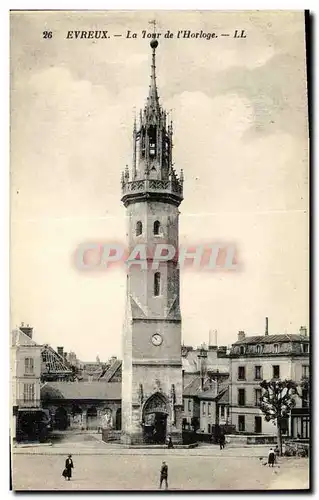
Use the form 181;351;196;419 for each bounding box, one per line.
12;447;309;491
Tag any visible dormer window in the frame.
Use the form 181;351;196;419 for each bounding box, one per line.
239;346;245;355
302;343;309;353
274;344;279;354
256;344;263;354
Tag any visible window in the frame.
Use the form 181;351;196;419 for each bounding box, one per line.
302;389;309;408
255;416;262;433
153;220;161;235
238;389;246;406
302;343;309;353
255;388;262;406
208;424;211;434
149;142;156;157
272;365;280;379
154;272;161;296
302;365;309;379
202;402;206;415
238;366;246;380
256;344;263;354
238;415;245;432
208;403;211;416
136;221;142;236
23;383;35;403
254;365;262;380
24;357;34;375
239;346;245;355
220;405;225;418
188;399;191;412
274;344;279;354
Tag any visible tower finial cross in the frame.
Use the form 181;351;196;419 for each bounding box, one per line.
149;19;157;34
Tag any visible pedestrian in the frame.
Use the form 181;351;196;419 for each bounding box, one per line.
219;433;226;450
167;436;174;449
268;448;275;467
159;461;168;489
62;454;74;481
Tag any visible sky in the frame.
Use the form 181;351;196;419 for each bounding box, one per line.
10;11;309;361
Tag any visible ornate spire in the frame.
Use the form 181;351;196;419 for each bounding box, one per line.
121;38;184;207
147;40;160;114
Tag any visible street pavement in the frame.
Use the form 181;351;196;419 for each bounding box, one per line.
11;433;310;491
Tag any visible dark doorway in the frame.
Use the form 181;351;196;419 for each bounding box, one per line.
54;407;68;430
254;416;262;433
87;406;98;430
17;410;51;443
143;412;167;444
115;408;122;430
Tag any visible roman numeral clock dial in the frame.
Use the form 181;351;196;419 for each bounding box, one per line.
152;333;163;346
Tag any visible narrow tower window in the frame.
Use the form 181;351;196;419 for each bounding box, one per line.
136;221;143;236
154;272;161;296
154;220;161;235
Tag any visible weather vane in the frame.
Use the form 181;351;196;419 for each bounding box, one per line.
149;19;157;34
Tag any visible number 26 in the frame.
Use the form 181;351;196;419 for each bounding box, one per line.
43;31;52;39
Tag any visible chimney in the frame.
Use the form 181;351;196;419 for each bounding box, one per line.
198;347;207;391
238;330;245;341
208;329;218;347
299;326;307;337
217;346;227;356
57;346;64;358
20;323;33;339
265;317;269;336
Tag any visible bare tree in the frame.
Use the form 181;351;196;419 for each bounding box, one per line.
259;379;297;455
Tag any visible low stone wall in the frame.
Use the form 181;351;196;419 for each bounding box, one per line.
102;429;121;442
247;435;277;445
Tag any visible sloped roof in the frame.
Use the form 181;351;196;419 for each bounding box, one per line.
233;334;309;345
41;345;73;375
11;328;39;347
215;387;229;404
100;360;122;381
183;377;202;396
41;381;121;401
183;377;219;399
198;389;218;400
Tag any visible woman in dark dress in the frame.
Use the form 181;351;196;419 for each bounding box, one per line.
63;454;74;480
268;448;275;467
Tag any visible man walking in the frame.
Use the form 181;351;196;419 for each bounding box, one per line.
219;433;226;450
159;461;168;489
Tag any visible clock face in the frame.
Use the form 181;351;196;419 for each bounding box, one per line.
152;333;163;346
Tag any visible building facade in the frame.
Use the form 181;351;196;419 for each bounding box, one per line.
120;39;184;444
41;381;121;433
229;325;310;437
10;325;49;442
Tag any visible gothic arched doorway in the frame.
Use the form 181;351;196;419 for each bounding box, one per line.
142;392;169;444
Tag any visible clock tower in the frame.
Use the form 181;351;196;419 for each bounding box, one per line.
121;40;184;445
